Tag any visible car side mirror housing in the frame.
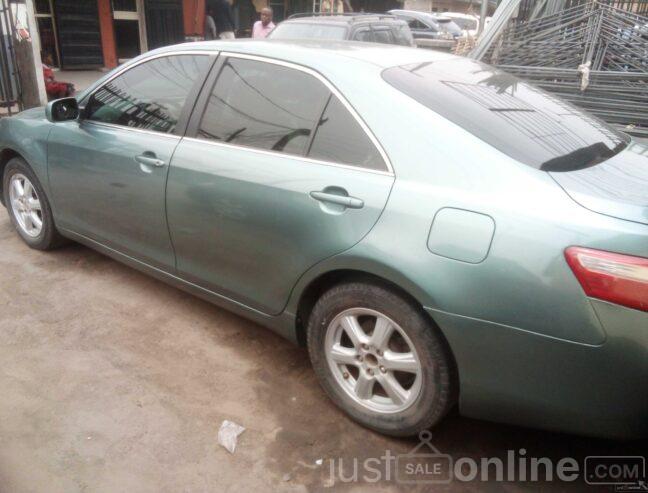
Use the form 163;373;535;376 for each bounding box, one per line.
46;97;80;122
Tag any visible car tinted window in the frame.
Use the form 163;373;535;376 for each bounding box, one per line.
308;95;386;171
406;18;427;29
269;22;347;40
373;28;394;44
393;24;414;46
198;57;329;155
382;58;629;171
85;55;208;133
353;28;373;42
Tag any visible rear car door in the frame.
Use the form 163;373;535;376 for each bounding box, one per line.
166;54;394;314
48;53;212;270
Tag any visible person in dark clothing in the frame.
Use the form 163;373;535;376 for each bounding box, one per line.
204;7;217;40
209;0;236;39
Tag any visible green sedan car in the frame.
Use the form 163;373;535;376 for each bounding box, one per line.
1;40;646;439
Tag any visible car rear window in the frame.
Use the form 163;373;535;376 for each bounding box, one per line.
269;22;347;40
382;58;629;171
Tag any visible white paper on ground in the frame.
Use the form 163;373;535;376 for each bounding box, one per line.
218;420;246;454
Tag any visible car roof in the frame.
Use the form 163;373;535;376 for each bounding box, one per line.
388;10;437;22
281;13;402;25
443;12;478;19
158;38;455;71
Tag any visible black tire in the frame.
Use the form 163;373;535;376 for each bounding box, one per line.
307;281;456;437
2;157;66;250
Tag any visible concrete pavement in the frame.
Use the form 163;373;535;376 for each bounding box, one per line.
0;213;645;492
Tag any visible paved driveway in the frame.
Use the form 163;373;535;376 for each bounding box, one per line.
0;213;645;492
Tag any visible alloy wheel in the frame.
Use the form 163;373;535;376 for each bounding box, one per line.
324;308;423;413
9;173;43;238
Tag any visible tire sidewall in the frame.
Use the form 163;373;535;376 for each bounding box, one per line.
307;283;452;436
3;157;58;250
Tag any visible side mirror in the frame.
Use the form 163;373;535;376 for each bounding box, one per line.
46;97;79;122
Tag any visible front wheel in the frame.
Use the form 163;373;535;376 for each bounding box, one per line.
3;157;65;250
307;281;456;436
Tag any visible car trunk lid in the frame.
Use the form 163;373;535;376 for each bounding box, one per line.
550;141;648;226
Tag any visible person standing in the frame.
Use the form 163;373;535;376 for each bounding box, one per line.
204;7;217;40
212;0;236;39
252;7;275;39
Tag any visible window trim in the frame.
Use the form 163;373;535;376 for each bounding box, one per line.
81;50;216;137
191;51;393;175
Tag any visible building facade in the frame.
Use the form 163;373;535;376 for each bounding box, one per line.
33;0;204;69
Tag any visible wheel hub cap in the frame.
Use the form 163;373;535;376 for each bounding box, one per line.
9;173;43;238
324;308;423;414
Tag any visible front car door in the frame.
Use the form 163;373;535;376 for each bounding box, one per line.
48;53;212;270
166;54;395;314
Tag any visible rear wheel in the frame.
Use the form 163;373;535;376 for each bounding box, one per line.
307;281;455;436
3;157;65;250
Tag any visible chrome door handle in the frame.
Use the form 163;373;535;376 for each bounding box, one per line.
135;154;166;168
309;191;364;209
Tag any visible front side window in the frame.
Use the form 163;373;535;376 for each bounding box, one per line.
85;55;209;134
198;57;329;155
308;95;386;171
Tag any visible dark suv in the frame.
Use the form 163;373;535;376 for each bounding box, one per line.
268;13;415;46
388;9;463;50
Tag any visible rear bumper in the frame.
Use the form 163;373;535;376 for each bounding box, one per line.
426;300;648;439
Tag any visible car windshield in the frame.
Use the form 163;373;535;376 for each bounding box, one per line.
449;17;477;31
434;18;462;35
269;22;347;40
382;57;630;171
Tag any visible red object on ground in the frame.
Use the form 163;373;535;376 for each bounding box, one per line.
43;65;75;99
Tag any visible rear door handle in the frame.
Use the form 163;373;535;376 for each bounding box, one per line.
309;191;364;209
135;154;166;168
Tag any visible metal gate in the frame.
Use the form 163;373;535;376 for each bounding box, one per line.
53;0;104;69
0;0;20;116
145;0;184;50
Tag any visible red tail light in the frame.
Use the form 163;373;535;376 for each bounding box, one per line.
565;247;648;312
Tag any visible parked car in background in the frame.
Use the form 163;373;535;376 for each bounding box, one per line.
268;13;414;46
443;12;479;36
388;10;462;50
1;40;646;440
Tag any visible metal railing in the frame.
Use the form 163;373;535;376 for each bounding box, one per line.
0;0;21;116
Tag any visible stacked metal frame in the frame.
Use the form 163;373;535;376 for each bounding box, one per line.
470;0;648;137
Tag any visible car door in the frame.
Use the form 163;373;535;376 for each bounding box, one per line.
166;54;395;315
47;53;212;270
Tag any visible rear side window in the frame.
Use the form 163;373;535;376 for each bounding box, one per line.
308;95;386;171
353;28;373;42
393;24;414;46
198;57;329;155
373;28;394;44
382;58;629;171
85;55;209;133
